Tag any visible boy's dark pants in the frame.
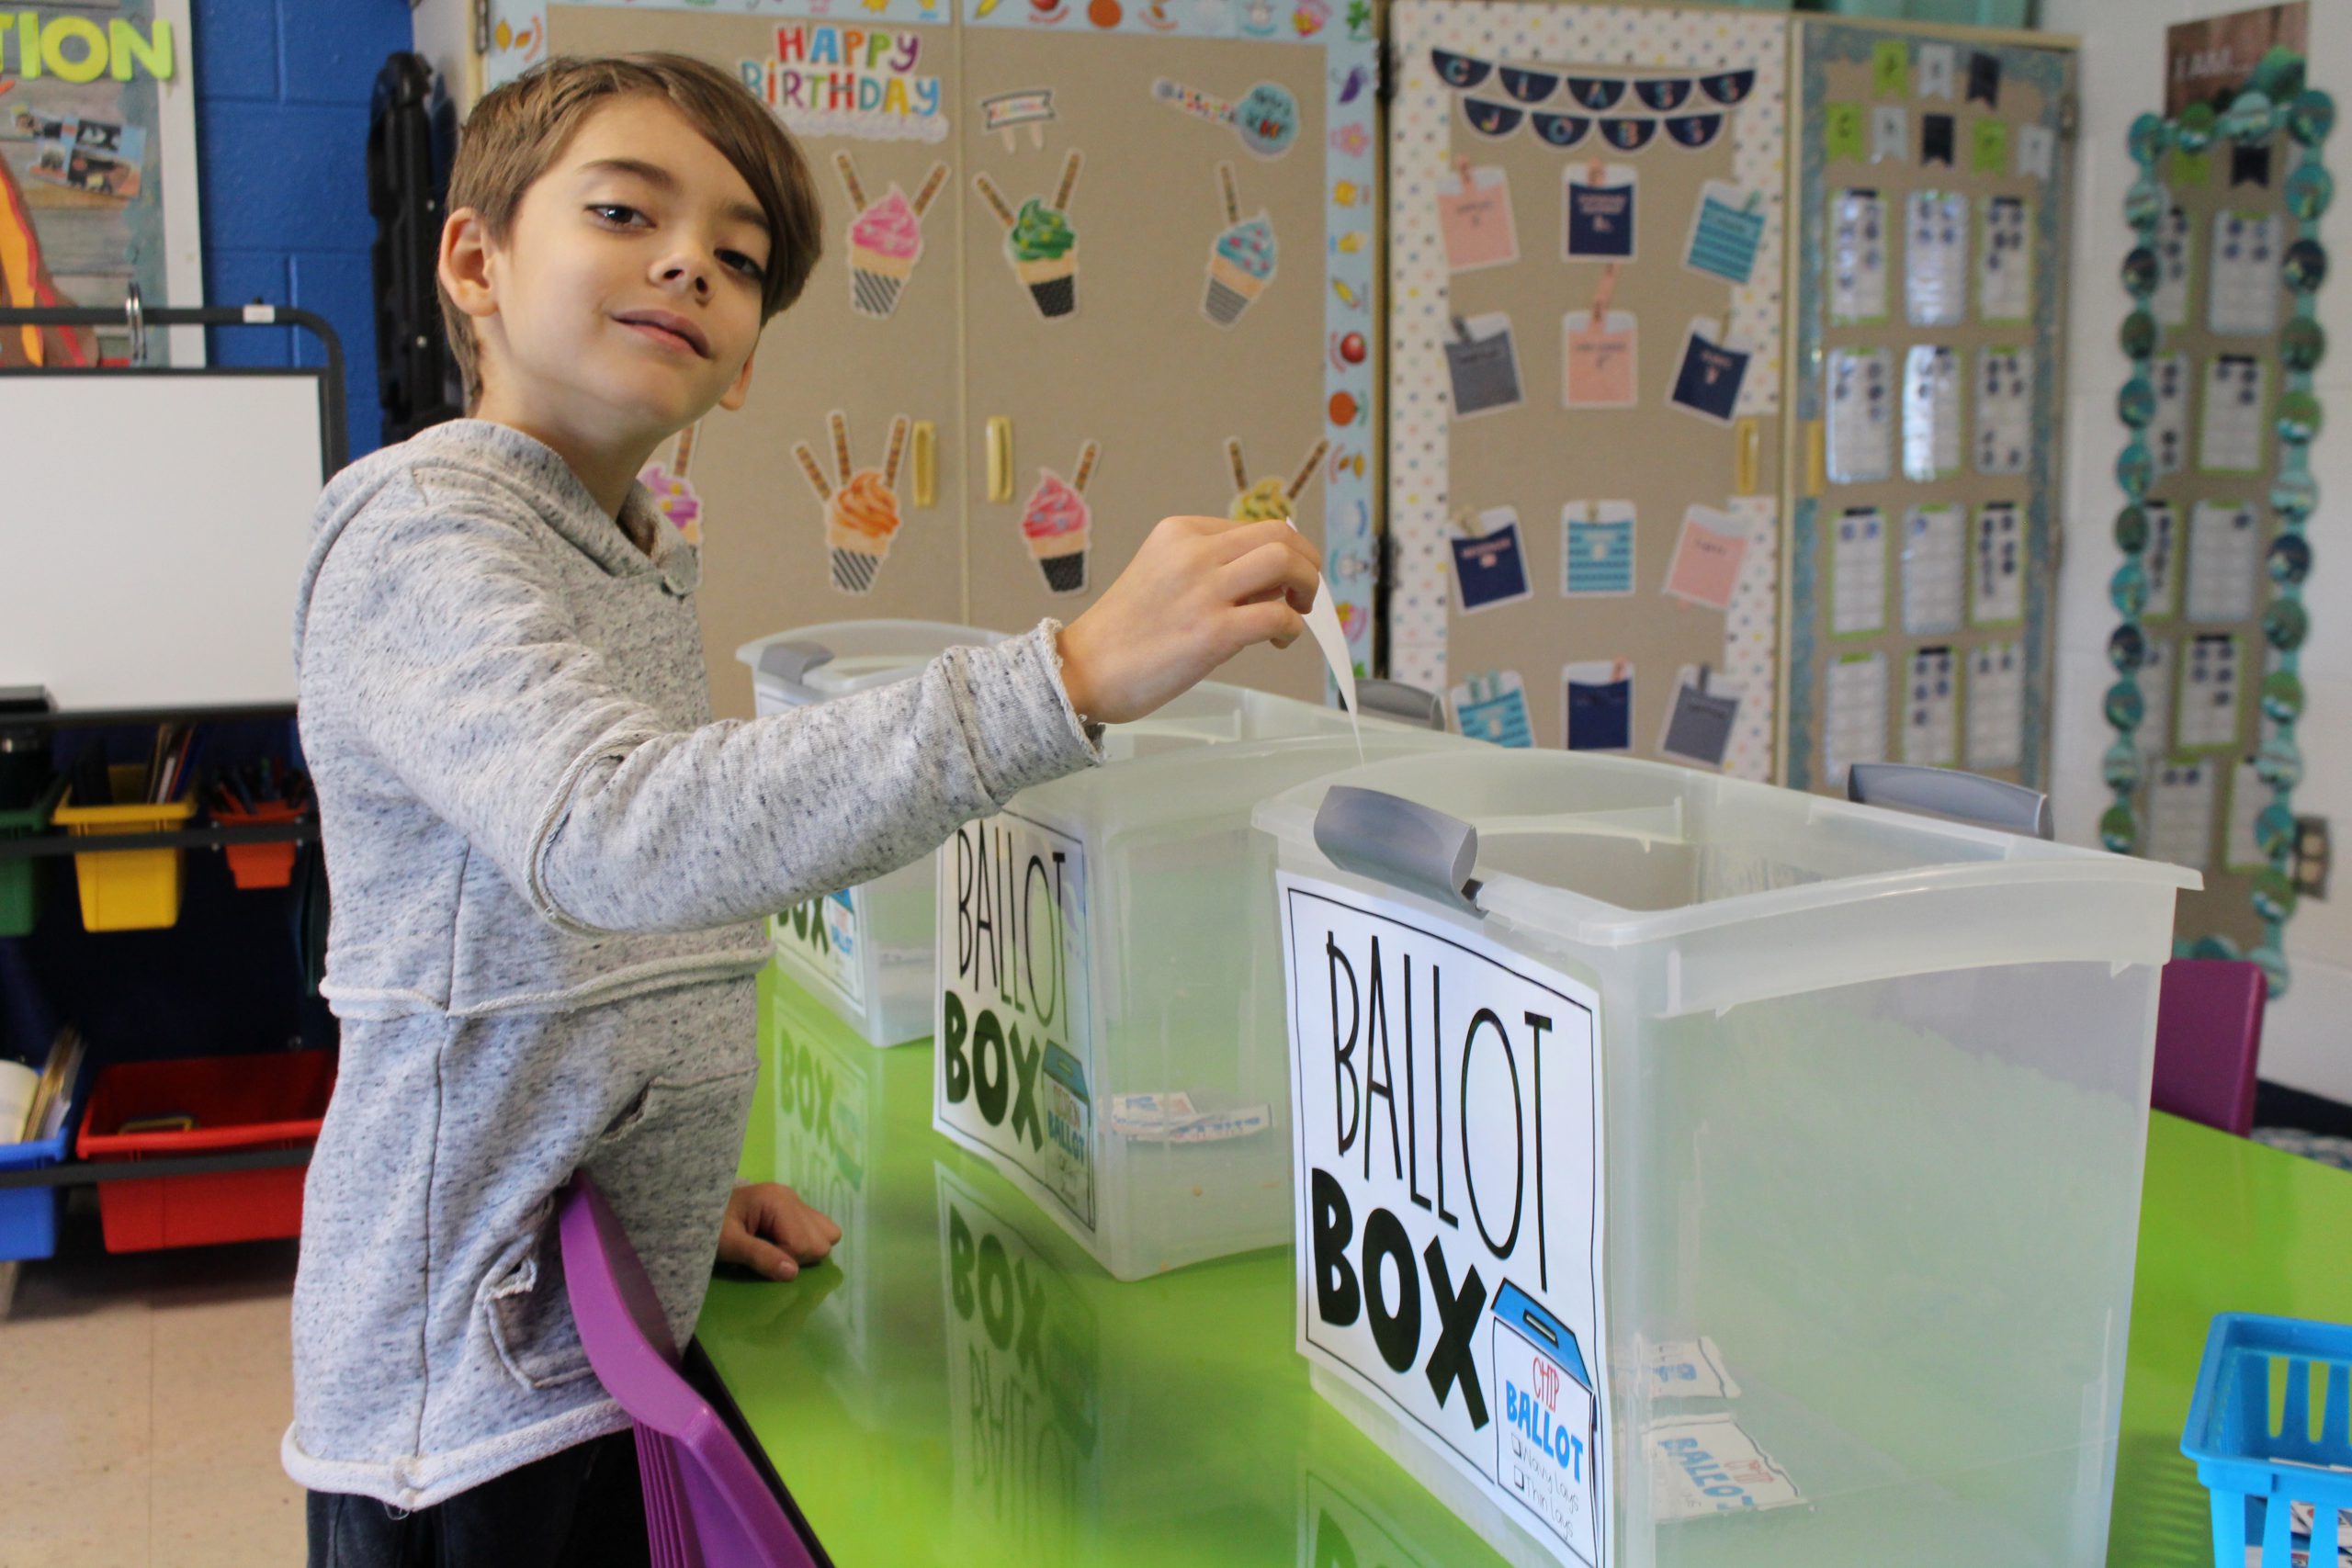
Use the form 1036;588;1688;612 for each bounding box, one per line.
306;1428;650;1568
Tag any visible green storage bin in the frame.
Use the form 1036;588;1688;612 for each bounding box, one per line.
0;775;63;938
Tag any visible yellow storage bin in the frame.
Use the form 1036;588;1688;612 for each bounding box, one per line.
52;763;198;931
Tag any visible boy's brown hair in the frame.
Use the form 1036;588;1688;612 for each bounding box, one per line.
438;52;824;409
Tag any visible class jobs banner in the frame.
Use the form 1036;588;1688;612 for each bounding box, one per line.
1279;874;1609;1568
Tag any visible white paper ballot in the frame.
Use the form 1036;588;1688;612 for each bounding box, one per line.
2143;500;2180;620
1901;344;1963;480
1905;189;1969;327
2154;206;2192;328
2016;122;2055;180
1978;196;2031;321
1830;189;1890;325
1831;507;1889;636
1975;348;2032;476
1904;645;1959;766
2210;210;2282;336
2188;501;2261;623
1902;502;1966;634
2199;355;2267;473
2225;757;2270;872
2136;636;2174;760
1290;519;1362;761
2149;757;2219;871
2151;353;2192;479
1826;348;1894;484
1965;640;2024;771
1826;653;1889;786
1972;502;2025;625
2178;633;2242;751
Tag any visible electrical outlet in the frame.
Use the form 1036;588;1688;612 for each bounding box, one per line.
2293;816;2330;900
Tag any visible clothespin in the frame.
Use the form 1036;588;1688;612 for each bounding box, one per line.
1589;262;1620;329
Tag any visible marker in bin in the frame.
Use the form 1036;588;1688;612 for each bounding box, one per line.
1492;1281;1601;1564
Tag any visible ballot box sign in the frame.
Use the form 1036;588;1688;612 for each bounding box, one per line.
937;810;1098;1233
771;889;866;1011
1278;874;1609;1568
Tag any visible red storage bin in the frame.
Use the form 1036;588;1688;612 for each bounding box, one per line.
209;798;309;889
76;1051;335;1252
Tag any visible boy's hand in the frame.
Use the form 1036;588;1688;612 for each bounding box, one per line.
718;1181;842;1281
1057;516;1324;726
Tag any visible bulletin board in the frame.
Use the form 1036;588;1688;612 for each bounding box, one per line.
1387;0;1788;775
1781;21;2076;797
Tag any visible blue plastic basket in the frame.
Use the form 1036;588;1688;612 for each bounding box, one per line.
2183;1313;2352;1567
0;1055;92;1263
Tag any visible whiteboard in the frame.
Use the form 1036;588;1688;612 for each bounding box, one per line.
0;371;331;708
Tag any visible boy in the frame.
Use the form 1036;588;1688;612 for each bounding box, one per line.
288;53;1320;1566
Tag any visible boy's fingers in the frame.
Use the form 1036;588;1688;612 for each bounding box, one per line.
1202;518;1302;567
1232;598;1306;652
739;1232;798;1280
1220;540;1320;610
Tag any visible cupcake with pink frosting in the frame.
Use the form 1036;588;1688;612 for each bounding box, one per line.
849;186;923;319
1020;441;1100;594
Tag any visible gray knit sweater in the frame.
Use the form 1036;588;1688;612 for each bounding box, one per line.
283;420;1099;1507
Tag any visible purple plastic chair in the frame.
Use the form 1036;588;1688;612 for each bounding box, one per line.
2150;959;2267;1137
559;1172;822;1568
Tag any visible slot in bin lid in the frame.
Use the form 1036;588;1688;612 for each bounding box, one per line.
735;621;1012;705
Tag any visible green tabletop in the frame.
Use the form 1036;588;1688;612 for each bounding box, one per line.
703;972;2352;1566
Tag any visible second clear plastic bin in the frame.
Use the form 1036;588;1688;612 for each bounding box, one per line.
736;621;1011;1048
932;680;1464;1280
1253;750;2199;1568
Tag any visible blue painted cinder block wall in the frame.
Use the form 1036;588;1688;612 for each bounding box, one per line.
192;0;415;464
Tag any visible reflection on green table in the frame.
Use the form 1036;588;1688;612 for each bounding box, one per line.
701;972;2352;1566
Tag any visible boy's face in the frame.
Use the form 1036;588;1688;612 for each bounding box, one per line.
450;96;772;443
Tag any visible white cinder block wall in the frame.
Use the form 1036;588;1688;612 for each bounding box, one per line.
2042;0;2351;1104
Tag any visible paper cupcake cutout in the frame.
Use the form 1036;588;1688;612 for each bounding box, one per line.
795;411;910;595
1204;162;1278;327
1225;435;1329;522
976;152;1081;320
637;422;705;545
837;154;948;321
1020;441;1100;595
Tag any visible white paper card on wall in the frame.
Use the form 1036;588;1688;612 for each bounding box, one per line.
2136;637;2175;761
1978;196;2031;322
1446;313;1525;418
2143;501;2181;620
2188;501;2261;623
1974;348;2032;476
1915;42;1958;101
1829;189;1890;325
1565;162;1638;260
1684;181;1767;285
2225;756;2270;873
1438;164;1521;272
2151;353;2192;479
1903;646;1960;766
2015;123;2056;180
1831;506;1889;636
1657;666;1741;769
1972;502;2025;626
1453;670;1534;749
934;811;1097;1235
2154;207;2192;328
1563;310;1639;409
2209;210;2282;336
1905;189;1970;327
1965;640;2025;771
1826;652;1889;786
1826;348;1894;484
1871;104;1909;164
1278;875;1611;1568
1902;502;1966;635
2177;633;2243;751
2198;355;2267;474
1901;344;1963;481
2148;757;2219;871
1646;1416;1806;1521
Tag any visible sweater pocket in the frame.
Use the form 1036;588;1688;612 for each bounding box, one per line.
475;1201;598;1393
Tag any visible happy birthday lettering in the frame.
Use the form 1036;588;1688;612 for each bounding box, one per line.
741;24;944;128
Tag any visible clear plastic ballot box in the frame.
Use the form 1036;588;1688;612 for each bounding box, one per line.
737;621;1009;1047
1251;752;2198;1568
932;680;1463;1280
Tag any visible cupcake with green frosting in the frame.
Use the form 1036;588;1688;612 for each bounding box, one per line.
1010;197;1079;319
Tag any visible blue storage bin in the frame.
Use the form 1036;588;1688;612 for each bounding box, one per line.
0;1056;92;1263
2183;1313;2352;1567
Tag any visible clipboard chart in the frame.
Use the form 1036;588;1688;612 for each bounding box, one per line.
1387;2;1788;775
1781;21;2075;796
2099;38;2334;980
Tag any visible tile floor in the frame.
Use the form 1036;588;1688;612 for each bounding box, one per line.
0;1195;306;1567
